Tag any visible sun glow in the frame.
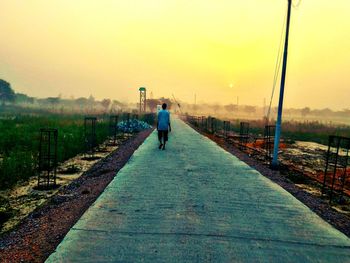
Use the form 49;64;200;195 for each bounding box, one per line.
0;0;350;109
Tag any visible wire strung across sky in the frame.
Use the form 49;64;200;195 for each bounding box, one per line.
266;7;287;123
292;0;302;9
266;0;301;123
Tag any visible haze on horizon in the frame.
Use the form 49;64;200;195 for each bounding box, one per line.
0;0;349;110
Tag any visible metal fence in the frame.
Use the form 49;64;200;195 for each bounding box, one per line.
322;136;350;203
38;128;58;189
184;114;350;205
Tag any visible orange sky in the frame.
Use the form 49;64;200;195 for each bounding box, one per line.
0;0;349;110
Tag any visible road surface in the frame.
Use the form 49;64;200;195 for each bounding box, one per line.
47;118;350;262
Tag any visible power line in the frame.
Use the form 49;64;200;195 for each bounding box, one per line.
172;94;182;114
266;7;288;123
272;0;293;168
267;0;301;123
292;0;302;9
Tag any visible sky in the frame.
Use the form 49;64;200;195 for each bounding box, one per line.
0;0;349;110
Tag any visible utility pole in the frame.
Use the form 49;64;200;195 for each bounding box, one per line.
272;0;292;168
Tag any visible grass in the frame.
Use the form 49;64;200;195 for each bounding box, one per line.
0;111;155;190
0;110;154;192
0;114;110;189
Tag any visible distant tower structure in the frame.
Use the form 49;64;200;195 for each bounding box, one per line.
139;87;147;113
150;91;154;100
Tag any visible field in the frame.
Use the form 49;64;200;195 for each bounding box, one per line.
222;118;350;145
0;114;110;189
0;111;155;190
187;114;350;210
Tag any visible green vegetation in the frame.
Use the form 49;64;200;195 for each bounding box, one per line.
0;79;15;104
0;114;110;189
0;111;155;190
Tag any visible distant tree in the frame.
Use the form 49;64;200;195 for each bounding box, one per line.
320;108;333;115
109;100;122;113
301;107;311;117
244;105;256;115
75;97;88;106
75;97;88;112
212;104;220;114
15;93;34;104
339;108;350;118
88;95;95;103
147;99;160;112
0;79;15;104
88;95;95;112
159;97;172;110
47;97;60;110
112;100;125;110
224;104;237;113
311;108;332;118
101;99;111;112
47;97;60;104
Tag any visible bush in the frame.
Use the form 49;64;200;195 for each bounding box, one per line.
117;119;152;133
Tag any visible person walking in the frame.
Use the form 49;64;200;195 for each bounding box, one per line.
157;103;171;150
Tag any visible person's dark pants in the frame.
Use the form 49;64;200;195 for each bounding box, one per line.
158;130;168;144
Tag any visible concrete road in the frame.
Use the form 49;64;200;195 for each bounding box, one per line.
47;118;350;262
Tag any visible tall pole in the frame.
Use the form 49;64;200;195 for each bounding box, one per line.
272;0;292;168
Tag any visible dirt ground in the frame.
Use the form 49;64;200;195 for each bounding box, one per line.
0;129;153;263
1;123;349;262
192;127;350;238
45;117;350;263
0;134;133;235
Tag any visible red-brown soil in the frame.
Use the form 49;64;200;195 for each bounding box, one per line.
194;127;350;238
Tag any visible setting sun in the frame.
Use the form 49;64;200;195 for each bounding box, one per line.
0;0;349;109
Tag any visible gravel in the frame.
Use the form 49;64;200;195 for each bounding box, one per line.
192;125;350;238
0;128;153;263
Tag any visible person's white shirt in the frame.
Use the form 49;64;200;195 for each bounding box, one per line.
157;110;170;131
